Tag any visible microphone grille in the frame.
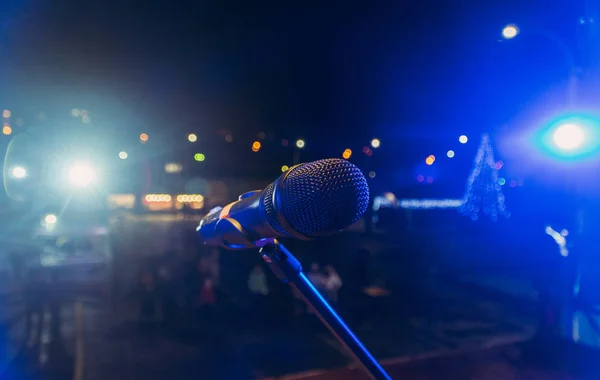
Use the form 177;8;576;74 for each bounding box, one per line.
262;176;289;236
277;158;369;237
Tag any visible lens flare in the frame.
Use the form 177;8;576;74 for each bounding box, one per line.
68;163;96;187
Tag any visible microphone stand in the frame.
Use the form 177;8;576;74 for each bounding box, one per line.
214;217;391;380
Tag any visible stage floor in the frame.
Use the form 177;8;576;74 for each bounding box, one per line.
274;340;599;380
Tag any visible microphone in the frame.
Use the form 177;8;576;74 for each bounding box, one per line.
197;158;370;249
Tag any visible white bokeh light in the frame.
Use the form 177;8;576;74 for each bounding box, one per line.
10;166;27;179
68;163;96;187
502;24;519;39
44;214;57;225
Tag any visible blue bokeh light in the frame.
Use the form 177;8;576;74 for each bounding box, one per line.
534;113;600;161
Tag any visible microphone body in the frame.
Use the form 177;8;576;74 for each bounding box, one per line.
197;189;283;247
197;158;370;249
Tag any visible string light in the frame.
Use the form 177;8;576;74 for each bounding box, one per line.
460;134;509;221
176;194;204;203
145;194;172;202
400;199;465;210
373;194;397;211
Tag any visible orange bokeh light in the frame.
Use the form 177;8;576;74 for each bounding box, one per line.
140;133;149;142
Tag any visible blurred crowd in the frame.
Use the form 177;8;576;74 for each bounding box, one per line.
137;247;221;325
132;238;391;335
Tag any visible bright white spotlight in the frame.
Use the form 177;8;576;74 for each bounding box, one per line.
44;214;57;225
553;123;585;151
10;166;27;179
502;24;519;39
68;163;96;187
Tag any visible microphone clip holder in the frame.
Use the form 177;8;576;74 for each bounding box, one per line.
215;217;391;380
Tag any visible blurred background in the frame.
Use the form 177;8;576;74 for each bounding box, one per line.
1;0;600;379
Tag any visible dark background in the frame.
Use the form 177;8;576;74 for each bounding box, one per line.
0;1;586;179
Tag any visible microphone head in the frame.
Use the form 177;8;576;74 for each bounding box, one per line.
263;158;370;238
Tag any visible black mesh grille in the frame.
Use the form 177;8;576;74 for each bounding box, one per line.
261;178;289;235
275;158;369;237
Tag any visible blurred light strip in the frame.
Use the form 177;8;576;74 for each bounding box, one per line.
145;194;172;203
545;226;569;257
399;199;465;210
176;194;204;203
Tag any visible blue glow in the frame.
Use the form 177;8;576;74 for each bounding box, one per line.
534;114;600;161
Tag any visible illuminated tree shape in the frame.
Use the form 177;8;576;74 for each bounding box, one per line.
460;134;510;221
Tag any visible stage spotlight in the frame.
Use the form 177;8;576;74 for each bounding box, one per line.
553;123;585;151
535;114;600;161
67;163;96;188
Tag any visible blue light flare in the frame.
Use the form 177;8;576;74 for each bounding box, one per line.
534;113;600;161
